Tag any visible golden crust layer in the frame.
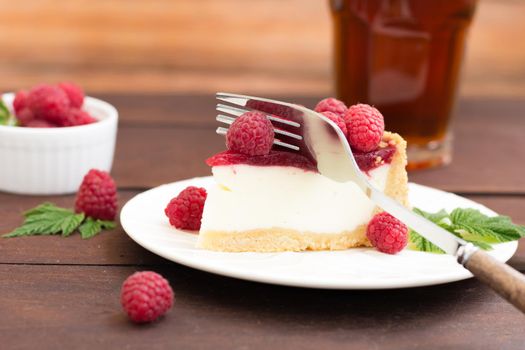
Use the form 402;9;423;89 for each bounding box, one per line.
197;226;371;252
198;132;409;252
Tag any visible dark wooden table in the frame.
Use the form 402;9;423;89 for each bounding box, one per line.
1;94;524;349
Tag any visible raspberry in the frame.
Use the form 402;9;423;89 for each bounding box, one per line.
26;84;70;125
314;97;347;118
226;111;274;156
15;108;36;126
321;111;347;136
366;212;408;254
58;82;84;108
13;90;28;114
121;271;174;323
25;120;55;128
75;169;118;220
344;103;384;152
165;186;207;230
62;109;97;127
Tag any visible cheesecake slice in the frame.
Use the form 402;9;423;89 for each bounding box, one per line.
197;132;408;252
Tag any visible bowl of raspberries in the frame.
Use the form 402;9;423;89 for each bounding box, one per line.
0;82;118;195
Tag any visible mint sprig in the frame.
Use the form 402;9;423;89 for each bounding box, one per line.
409;207;525;254
0;99;18;126
3;202;116;239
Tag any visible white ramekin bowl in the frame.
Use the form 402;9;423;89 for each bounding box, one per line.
0;93;118;195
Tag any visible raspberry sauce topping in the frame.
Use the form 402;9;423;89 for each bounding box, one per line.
353;144;396;173
206;150;317;172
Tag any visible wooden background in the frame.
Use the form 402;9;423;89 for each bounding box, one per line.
0;0;524;97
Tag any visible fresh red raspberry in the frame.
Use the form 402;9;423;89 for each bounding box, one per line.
15;108;36;126
121;271;174;323
344;103;384;152
366;212;408;254
25;120;56;128
321;111;347;136
62;109;97;127
58;82;84;108
13;90;28;114
26;84;70;125
165;186;207;230
75;169;118;220
226;111;274;156
314;97;347;118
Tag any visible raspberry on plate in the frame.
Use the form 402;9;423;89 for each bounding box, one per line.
314;97;348;118
344;103;385;152
121;271;174;323
26;84;70;126
75;169;118;220
165;186;207;230
58;82;84;108
226;111;275;156
366;212;408;254
321;111;348;137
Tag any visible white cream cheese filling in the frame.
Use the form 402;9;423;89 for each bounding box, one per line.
200;164;390;234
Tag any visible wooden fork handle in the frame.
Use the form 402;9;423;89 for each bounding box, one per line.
459;244;525;313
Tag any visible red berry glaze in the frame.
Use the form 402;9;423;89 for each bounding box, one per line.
226;111;274;156
314;97;347;118
13;91;28;114
121;271;174;323
165;186;207;230
344;103;385;152
321;111;348;136
75;169;118;220
58;82;84;108
26;84;70;125
366;212;408;254
206;150;317;172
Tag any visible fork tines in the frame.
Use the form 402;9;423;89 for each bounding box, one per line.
215;100;302;152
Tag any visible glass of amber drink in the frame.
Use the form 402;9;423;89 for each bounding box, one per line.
330;0;477;169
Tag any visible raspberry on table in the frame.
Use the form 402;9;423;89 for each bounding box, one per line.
75;169;118;220
62;108;97;127
344;103;385;152
226;111;275;156
314;97;348;118
121;271;174;323
321;111;348;137
13;90;28;114
165;186;207;230
366;212;408;254
58;82;85;108
26;84;70;126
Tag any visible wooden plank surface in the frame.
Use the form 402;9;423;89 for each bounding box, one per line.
1;265;525;350
0;0;523;97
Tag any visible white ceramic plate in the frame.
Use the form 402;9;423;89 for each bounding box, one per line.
120;177;517;289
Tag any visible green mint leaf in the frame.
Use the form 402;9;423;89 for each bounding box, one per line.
408;229;445;254
450;208;524;243
2;203;84;238
0;99;17;126
78;218;116;239
408;207;524;254
413;208;449;224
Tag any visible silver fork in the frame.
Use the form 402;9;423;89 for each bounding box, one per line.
215;92;525;312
